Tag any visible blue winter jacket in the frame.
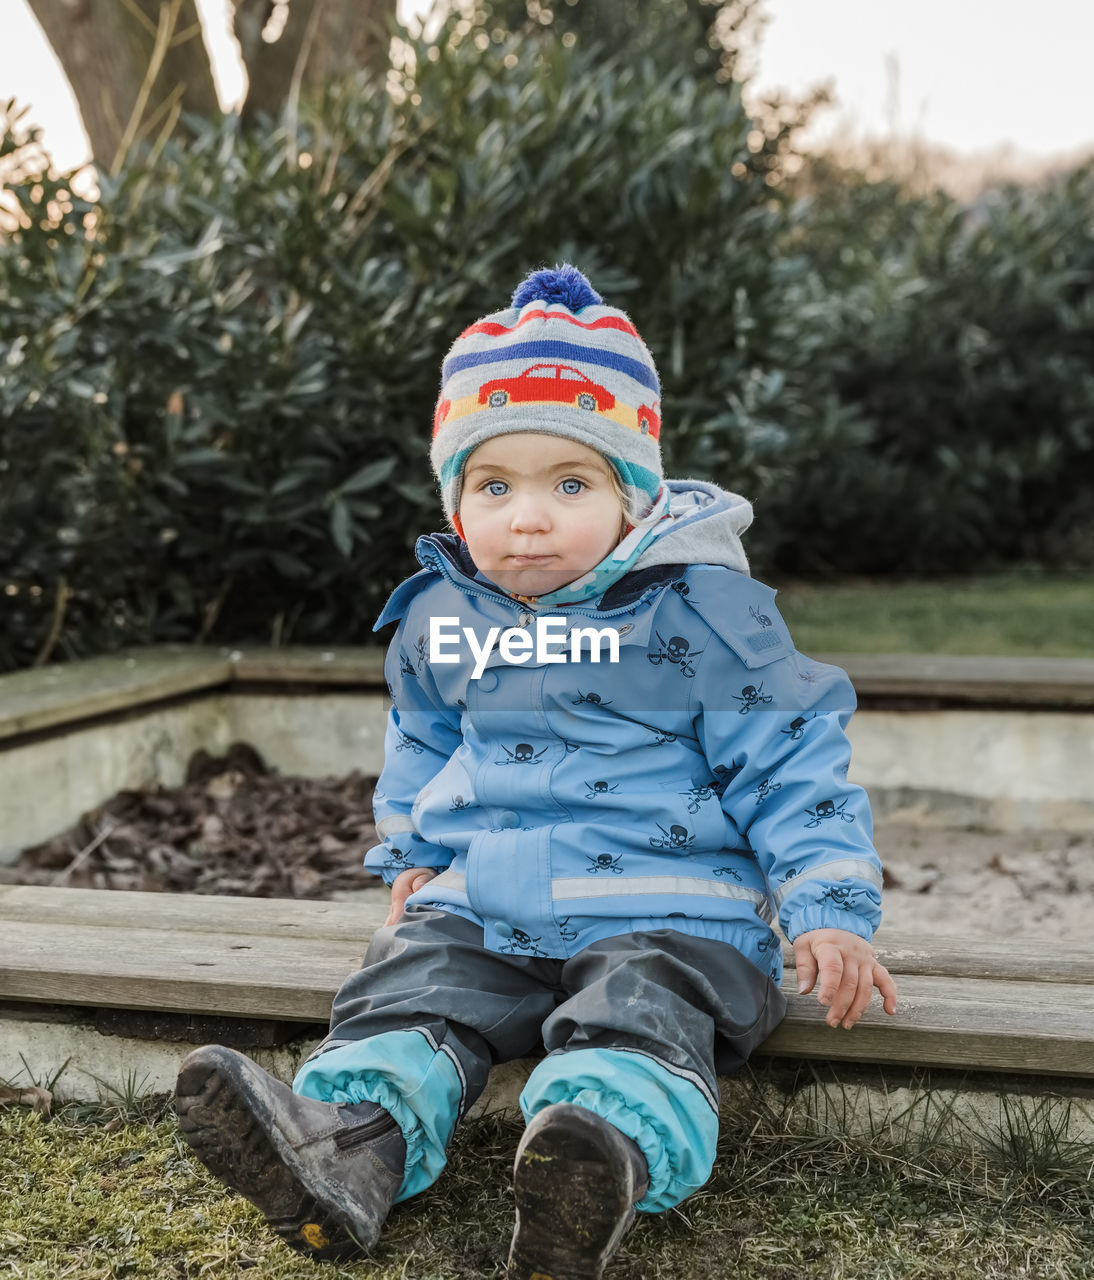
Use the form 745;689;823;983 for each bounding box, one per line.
364;484;883;982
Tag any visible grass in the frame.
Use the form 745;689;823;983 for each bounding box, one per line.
3;1079;1093;1280
774;572;1094;658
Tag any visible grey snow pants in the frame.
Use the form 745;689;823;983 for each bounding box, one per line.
294;907;787;1210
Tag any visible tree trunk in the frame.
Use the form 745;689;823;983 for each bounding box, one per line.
27;0;221;172
237;0;396;128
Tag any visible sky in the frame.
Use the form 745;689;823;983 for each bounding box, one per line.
2;0;1092;172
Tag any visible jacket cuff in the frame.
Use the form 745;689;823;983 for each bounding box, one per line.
364;838;454;887
782;904;876;944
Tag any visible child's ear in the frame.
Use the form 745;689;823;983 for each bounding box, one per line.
452;512;465;540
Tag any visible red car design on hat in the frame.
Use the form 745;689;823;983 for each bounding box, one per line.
433;398;452;435
479;363;616;412
636;401;661;438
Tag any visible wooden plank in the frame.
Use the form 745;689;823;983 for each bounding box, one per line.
823;653;1094;709
229;649;1094;705
0;648;230;741
5;920;1094;1075
842;931;1094;984
226;647;386;687
5;889;1094;984
0;885;387;942
0;644;385;745
3;887;1093;983
4;899;1094;1075
0;919;363;1021
765;972;1094;1076
4;647;1093;750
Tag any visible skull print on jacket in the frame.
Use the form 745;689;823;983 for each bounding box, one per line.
365;521;884;978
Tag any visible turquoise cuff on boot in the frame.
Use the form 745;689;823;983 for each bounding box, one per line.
293;1030;463;1202
519;1046;719;1214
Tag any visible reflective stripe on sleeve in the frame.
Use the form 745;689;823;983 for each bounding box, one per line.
376;815;418;839
770;858;884;908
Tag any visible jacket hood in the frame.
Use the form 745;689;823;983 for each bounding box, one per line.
632;479;752;575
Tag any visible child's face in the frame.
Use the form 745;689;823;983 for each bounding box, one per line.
459;433;626;598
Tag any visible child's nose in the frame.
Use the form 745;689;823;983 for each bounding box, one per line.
509;493;551;533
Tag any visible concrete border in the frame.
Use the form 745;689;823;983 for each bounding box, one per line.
5;1010;1092;1153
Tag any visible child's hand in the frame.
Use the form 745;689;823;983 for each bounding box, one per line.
792;928;898;1029
385;867;439;925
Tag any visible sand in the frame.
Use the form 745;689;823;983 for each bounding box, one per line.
875;822;1093;942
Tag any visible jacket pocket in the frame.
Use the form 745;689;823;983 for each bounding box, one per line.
639;777;737;858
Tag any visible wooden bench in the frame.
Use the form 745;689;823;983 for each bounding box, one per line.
3;884;1093;1080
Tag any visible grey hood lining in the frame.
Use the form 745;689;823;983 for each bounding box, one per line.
631;479;752;576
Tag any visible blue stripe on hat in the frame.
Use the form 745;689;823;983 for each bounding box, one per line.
442;340;660;395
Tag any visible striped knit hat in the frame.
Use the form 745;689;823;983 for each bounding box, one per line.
430;265;663;527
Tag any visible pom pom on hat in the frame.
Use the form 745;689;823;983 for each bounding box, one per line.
431;264;662;526
511;264;603;311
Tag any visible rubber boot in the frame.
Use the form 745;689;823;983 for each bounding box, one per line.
175;1044;405;1261
507;1102;650;1280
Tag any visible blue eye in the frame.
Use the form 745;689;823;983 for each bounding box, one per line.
486;480;509;496
560;478;584;495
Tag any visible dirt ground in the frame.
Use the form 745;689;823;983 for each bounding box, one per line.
7;745;1091;942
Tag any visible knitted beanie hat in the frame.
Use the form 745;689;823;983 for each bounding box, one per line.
430;265;663;526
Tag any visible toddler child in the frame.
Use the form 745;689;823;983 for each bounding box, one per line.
175;265;898;1279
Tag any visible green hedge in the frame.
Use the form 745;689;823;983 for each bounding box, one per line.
1;13;1092;673
768;163;1094;574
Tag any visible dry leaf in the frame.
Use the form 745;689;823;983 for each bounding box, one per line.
204;770;245;801
0;1084;53;1115
14;748;381;899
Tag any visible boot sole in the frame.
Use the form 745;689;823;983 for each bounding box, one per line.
174;1055;370;1261
508;1105;637;1280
